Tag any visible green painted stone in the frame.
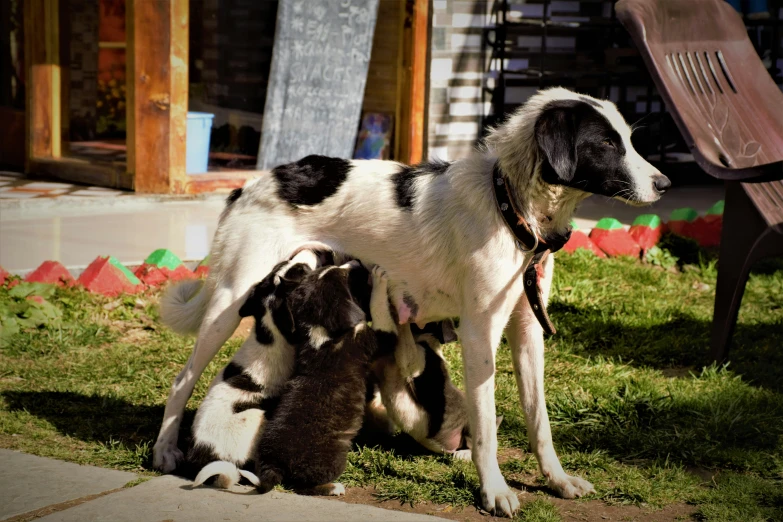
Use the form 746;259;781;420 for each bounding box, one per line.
107;256;142;285
144;249;183;271
632;214;661;228
707;200;725;216
198;255;210;267
570;220;579;230
594;217;623;230
670;207;698;222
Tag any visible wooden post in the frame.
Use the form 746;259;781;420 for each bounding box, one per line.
407;0;429;164
398;0;430;165
25;0;61;166
126;0;189;193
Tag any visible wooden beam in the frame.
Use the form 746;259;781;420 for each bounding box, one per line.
126;0;189;194
407;0;430;164
30;157;133;190
25;0;61;167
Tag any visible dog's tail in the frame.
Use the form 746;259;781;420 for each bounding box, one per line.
159;279;210;335
193;461;241;489
249;464;284;494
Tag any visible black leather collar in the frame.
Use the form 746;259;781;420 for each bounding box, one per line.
492;162;571;335
492;162;571;254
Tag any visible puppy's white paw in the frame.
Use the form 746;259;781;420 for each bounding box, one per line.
329;482;346;496
153;441;183;473
371;265;388;288
480;480;519;518
548;473;595;499
312;482;345;496
452;449;473;461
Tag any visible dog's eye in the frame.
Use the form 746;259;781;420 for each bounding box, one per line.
602;139;615;148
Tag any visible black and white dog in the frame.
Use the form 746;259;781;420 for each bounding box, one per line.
154;88;669;516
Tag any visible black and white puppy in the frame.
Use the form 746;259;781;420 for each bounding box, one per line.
238;263;396;495
188;248;335;487
368;321;495;459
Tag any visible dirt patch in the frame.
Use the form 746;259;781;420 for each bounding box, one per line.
336;486;696;522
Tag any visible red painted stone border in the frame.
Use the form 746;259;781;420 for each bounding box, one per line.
0;201;724;296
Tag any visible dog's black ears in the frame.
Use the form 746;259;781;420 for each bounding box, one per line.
535;101;579;184
239;283;265;318
324;299;366;336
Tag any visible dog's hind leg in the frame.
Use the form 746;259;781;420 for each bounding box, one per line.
153;284;244;472
505;255;595;499
459;309;520;518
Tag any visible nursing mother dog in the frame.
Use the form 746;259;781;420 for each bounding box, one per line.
153;88;670;517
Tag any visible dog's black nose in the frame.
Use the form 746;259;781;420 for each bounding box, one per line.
653;174;671;194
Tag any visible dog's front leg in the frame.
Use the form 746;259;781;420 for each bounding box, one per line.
459;311;520;517
505;255;595;498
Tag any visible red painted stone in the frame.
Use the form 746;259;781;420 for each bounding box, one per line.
134;264;170;287
24;261;75;287
78;257;142;296
0;266;8;285
667;208;699;238
134;263;195;287
589;228;641;258
563;231;607;257
194;265;210;278
688;215;722;247
628;215;663;253
134;263;194;287
168;264;194;281
629;226;660;252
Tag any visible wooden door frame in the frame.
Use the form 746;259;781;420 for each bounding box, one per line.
398;0;431;165
24;0;190;193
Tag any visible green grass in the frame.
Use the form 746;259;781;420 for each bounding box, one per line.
1;246;782;521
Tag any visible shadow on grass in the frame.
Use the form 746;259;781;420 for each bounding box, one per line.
548;302;783;392
1;390;195;471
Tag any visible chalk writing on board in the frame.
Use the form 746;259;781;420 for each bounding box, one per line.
257;0;380;170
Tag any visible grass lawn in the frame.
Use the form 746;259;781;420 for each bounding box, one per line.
1;243;781;521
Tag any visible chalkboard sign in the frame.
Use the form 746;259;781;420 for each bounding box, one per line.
256;0;380;170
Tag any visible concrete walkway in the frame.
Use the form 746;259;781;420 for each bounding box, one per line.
0;184;724;272
0;450;441;522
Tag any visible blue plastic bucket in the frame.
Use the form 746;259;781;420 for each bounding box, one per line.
186;112;215;174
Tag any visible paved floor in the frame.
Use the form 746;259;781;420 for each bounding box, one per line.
0;171;724;272
0;450;138;520
0;172;132;199
0;450;441;522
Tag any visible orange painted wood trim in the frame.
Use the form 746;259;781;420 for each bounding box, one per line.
25;0;61;167
407;0;429;164
127;0;189;194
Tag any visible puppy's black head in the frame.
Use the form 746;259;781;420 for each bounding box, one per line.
238;261;313;343
534;98;670;203
290;262;369;340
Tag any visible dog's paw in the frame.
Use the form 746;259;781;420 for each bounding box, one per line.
153;441;184;473
312;482;345;496
371;265;388;289
548;473;595;499
452;449;473;461
329;482;346;496
480;481;519;518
